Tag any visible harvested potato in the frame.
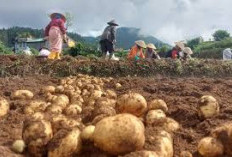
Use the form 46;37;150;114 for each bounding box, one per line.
148;99;168;113
117;92;147;117
11;140;26;153
52;94;69;108
0;97;9;118
81;125;95;141
211;123;232;155
180;151;192;157
146;109;166;125
23;120;53;156
64;104;82;116
24;100;48;115
146;129;173;157
115;83;122;89
95;97;116;108
46;105;63;115
198;137;224;157
93;114;145;155
93;106;116;118
30;112;45;121
55;86;65;93
48;128;82;157
11;90;34;100
90;90;103;100
46;93;58;102
163;118;180;132
123;151;159;157
42;86;55;93
104;90;117;99
70;95;84;104
198;95;219;119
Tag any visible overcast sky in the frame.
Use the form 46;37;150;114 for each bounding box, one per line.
0;0;231;44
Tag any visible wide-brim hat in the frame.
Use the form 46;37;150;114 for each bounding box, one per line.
135;40;147;48
50;13;66;22
183;47;193;55
107;20;119;26
174;41;185;50
147;43;157;50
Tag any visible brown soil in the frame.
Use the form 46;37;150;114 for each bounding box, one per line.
1;75;232;157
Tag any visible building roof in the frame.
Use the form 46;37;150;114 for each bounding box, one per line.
16;38;45;43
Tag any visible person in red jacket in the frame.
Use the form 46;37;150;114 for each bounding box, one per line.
44;13;67;60
171;42;185;59
127;40;146;60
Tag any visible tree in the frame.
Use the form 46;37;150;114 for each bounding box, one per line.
213;30;230;41
187;37;203;49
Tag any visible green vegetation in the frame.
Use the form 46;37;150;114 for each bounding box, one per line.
213;30;230;41
0;42;13;54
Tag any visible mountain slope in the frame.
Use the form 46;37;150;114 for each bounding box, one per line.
83;27;169;49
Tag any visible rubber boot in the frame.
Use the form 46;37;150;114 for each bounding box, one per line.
109;53;113;60
48;51;56;60
55;52;61;60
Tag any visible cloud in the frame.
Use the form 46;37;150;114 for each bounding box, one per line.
0;0;231;44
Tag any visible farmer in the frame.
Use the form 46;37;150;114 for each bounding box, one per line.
165;42;185;59
44;13;67;60
100;20;119;60
180;47;193;61
127;40;146;60
223;48;232;60
145;43;160;59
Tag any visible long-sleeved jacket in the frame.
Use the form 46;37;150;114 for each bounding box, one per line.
100;26;116;43
128;45;145;60
45;18;66;36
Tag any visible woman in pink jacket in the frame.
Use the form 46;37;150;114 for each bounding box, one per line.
45;13;67;60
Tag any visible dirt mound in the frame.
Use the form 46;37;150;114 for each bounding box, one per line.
1;55;232;77
0;75;232;157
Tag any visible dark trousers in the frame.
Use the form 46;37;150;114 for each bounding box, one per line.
100;39;114;55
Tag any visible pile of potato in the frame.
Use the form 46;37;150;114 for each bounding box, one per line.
6;74;183;157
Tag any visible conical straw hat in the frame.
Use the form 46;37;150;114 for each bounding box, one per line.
174;41;185;50
135;40;147;48
107;20;119;26
183;47;193;55
147;43;157;50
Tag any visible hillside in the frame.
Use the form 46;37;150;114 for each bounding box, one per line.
0;27;168;49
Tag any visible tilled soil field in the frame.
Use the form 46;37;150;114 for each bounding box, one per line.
0;74;232;157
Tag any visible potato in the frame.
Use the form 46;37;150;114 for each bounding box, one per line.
123;151;159;157
55;85;65;93
146;109;166;125
93;114;145;155
95;97;116;108
104;90;117;99
70;95;84;104
93;106;116;118
198;95;219;119
11;90;34;100
117;92;147;117
11;140;26;153
64;104;82;116
48;128;82;157
115;83;122;89
0;146;24;157
146;129;173;157
81;125;95;141
30;112;45;121
42;86;55;93
24;100;48;115
90;90;103;100
198;137;224;157
0;97;9;118
211;123;232;155
23;120;53;156
52;94;69;108
46;93;58;102
163;118;180;132
46;105;63;115
148;99;168;113
180;151;192;157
